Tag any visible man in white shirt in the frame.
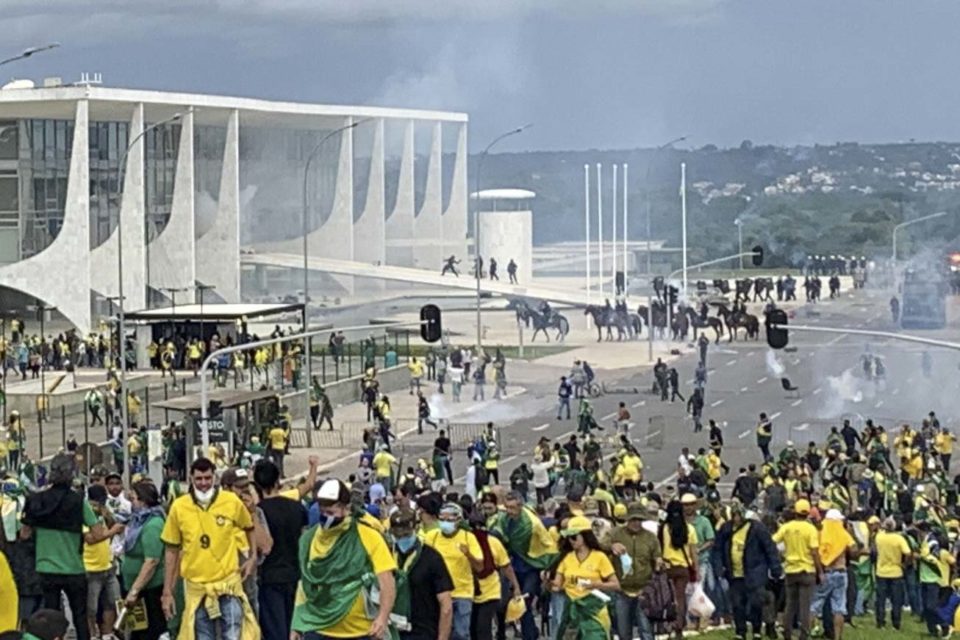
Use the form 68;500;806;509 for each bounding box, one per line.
678;447;695;475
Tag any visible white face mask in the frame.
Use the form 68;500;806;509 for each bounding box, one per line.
194;487;216;505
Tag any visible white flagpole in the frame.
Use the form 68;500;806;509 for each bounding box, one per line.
623;163;629;292
597;163;603;300
612;163;618;296
584;164;591;311
681;161;688;298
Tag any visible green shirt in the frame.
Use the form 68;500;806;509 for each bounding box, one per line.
35;500;97;575
609;526;661;595
693;514;715;565
121;515;166;591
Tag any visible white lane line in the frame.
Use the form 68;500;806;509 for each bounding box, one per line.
791;399;802;407
686;379;694;385
875;400;884;408
711;399;725;407
740;386;748;393
813;387;822;395
708;369;716;375
726;360;737;367
757;376;768;384
655;472;678;489
645;430;661;440
532;422;551;432
770;411;782;420
738;429;751;439
747;351;756;357
601;412;617;421
892;388;900;396
826;334;846;345
796;422;810;431
632;400;646;408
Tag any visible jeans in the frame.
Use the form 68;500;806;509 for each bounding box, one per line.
194;594;243;640
557;397;571;419
550;592;566;640
810;570;847;617
517;565;542;640
260;582;298;640
783;572;815;640
875;577;904;629
474;383;485;401
614;592;654;640
903;567;922;615
40;572;90;640
452;597;473;640
471;599;498;640
729;578;763;637
923;583;946;635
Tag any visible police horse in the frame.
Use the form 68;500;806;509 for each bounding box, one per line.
584;305;642;342
509;300;570;342
713;302;760;341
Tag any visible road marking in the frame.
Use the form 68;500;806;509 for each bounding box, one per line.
646;430;661;440
826;334;846;345
532;422;551;432
747;351;755;357
796;422;810;431
726;360;737;367
770;411;782;420
875;400;884;408
686;379;694;385
740;386;748;392
813;387;822;395
655;472;678;489
791;399;802;407
708;369;716;375
892;388;899;396
601;412;617;421
711;399;725;407
632;400;646;408
738;429;751;439
757;377;768;384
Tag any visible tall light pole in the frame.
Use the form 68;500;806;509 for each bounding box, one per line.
0;43;60;67
584;164;591;309
643;136;687;276
892;211;950;262
622;163;628;292
117;112;182;487
680;162;688;297
474;124;531;347
734;218;744;269
302;118;362;441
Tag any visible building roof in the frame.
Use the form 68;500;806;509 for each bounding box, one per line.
125;302;303;323
152;388;280;413
470;189;536;200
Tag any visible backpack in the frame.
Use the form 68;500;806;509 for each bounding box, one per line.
765;484;787;513
640;572;677;623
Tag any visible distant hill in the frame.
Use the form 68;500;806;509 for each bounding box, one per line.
475;141;960;266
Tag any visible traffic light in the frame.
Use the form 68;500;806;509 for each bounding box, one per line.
668;286;679;305
766;308;788;349
751;245;764;267
420;304;442;343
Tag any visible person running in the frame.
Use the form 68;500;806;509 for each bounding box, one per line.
507;259;518;284
417;391;439;434
441;256;460;277
488;257;499;281
556;376;572;420
756;412;773;462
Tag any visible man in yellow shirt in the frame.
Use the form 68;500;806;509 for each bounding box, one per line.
161;457;258;640
83;484;123;639
408;357;424;395
936;428;956;471
292;479;396;639
422;503;483;640
874;517;912;629
372;445;397;493
772;499;823;640
267;423;288;477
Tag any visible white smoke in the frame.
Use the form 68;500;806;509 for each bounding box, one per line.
765;350;785;378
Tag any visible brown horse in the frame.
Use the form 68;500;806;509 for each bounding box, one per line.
713;303;759;341
683;307;724;343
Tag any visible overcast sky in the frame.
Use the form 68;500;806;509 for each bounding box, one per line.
3;0;960;152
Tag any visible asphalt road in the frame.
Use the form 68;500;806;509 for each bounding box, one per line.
318;285;960;497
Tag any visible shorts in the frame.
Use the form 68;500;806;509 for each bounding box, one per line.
87;567;121;615
810;569;847;617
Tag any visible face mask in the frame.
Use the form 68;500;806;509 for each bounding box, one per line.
439;521;458;536
395;535;418;553
619;553;633;576
320;514;345;530
193;487;215;505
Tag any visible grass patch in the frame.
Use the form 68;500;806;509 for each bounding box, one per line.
695;614;931;640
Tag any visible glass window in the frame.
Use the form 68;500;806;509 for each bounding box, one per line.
0;121;17;160
0;175;17;211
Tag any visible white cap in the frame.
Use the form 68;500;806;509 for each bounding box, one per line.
316;479;343;503
825;509;844;521
915;484;925;493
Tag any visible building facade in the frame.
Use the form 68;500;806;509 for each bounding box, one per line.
0;85;468;331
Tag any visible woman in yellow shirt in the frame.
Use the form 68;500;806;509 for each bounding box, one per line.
661;498;699;638
0;548;16;632
552;516;619;638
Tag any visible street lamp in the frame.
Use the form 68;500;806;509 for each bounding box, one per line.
116;111;182;486
643;136;687;276
0;43;60;67
734;218;744;270
473;124;532;348
27;301;57;423
892;211;950;262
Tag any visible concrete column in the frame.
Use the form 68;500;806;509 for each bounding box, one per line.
413;122;443;270
196;109;240;302
312;117;354;262
90;103;146;310
353;119;385;266
442;122;468;260
385;120;415;266
0;100;91;330
149;108;195;295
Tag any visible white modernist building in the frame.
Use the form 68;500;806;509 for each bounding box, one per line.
0;84;468;331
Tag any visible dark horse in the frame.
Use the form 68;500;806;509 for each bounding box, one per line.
510;300;570;342
637;303;668;339
584;305;642;342
713;303;759;341
682;307;724;343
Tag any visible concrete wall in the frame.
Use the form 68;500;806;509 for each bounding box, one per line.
413;122;443;270
385;121;415;267
479;209;533;283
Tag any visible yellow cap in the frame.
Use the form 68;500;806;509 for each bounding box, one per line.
867;515;881;525
794;499;811;515
613;503;628;518
561;515;593;537
505;596;527;623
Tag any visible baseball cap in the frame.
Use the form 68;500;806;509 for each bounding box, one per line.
613;503;628;519
680;493;698;505
390;508;417;536
221;468;250;489
867;515;881;525
626;503;646;520
794;499;811;515
560;515;593;538
316;479;349;505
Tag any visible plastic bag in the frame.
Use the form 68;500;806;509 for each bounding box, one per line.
687;581;715;619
